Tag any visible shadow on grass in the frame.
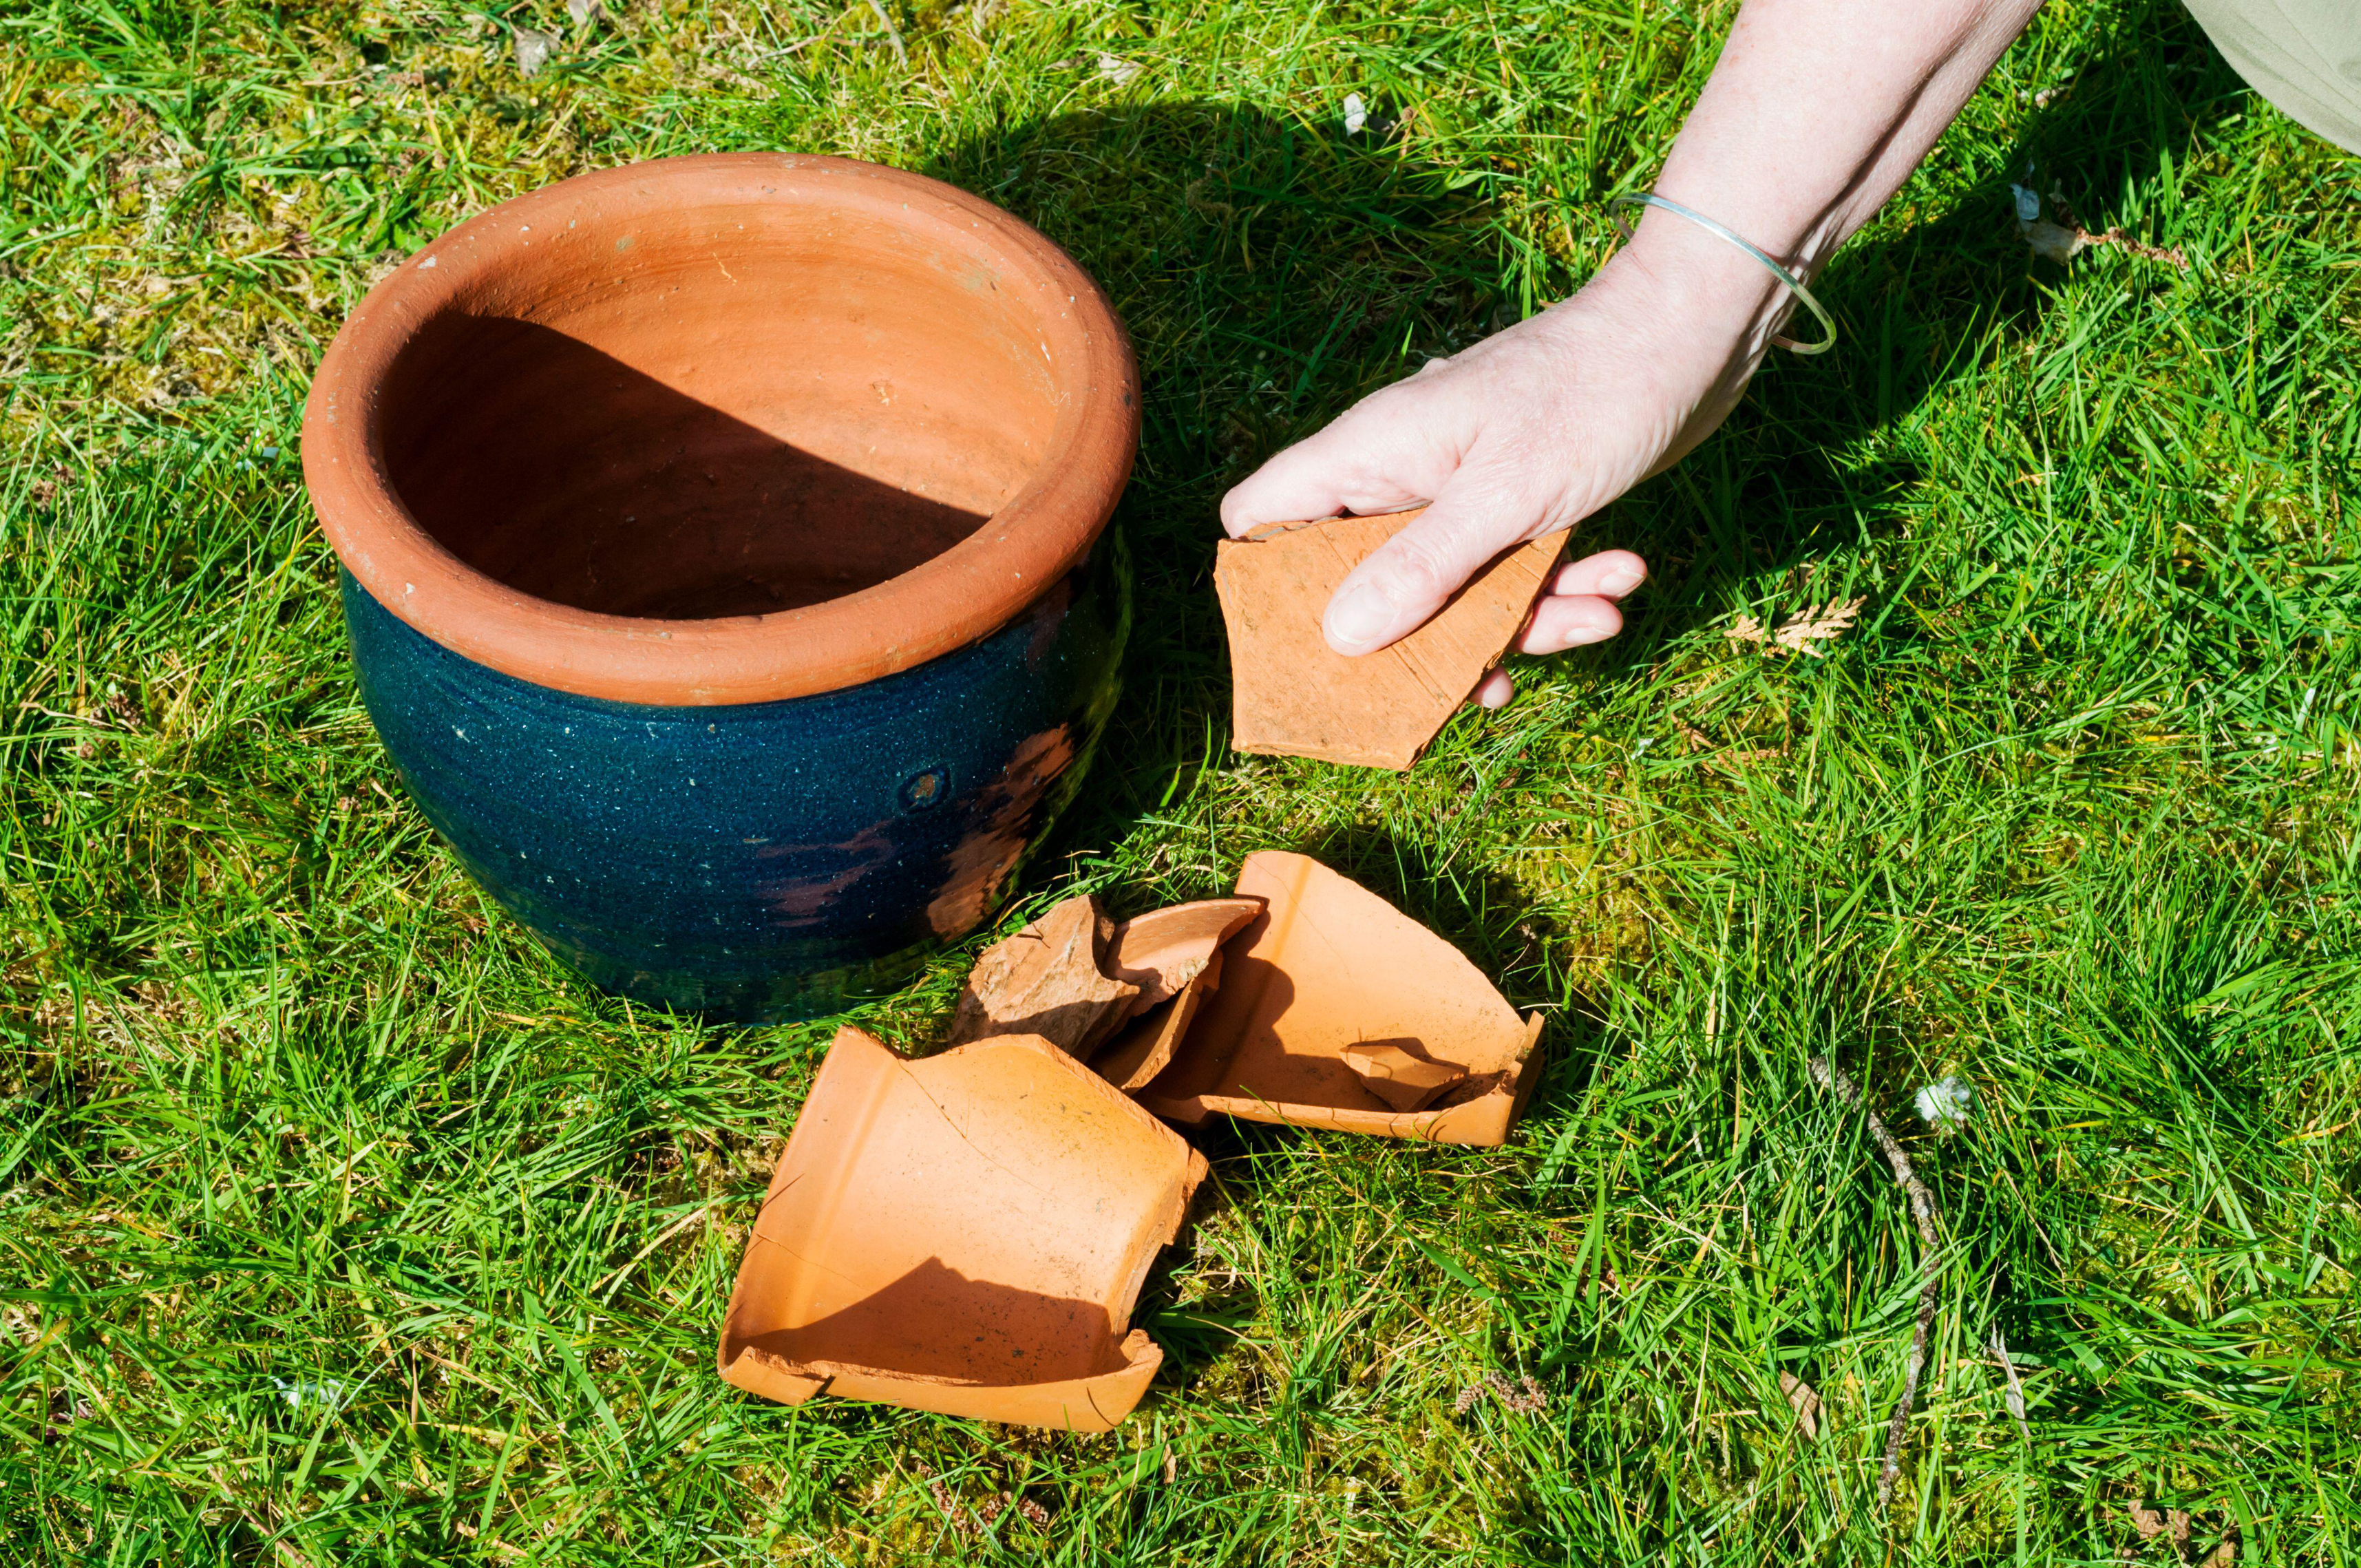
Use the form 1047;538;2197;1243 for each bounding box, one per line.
920;6;2243;869
943;2;2243;1039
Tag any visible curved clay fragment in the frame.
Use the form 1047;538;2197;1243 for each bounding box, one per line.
1104;898;1263;1013
719;1026;1205;1430
947;892;1139;1059
1093;949;1223;1093
1216;511;1567;770
1138;851;1545;1145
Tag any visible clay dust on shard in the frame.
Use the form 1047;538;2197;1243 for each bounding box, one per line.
1216;510;1566;770
718;1026;1204;1431
1138;852;1544;1145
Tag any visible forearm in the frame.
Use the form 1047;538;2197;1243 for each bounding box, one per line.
1605;0;2044;372
1221;0;2047;666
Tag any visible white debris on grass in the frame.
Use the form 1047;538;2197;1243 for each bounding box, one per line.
513;26;556;77
1914;1075;1976;1127
1096;53;1141;85
272;1377;350;1412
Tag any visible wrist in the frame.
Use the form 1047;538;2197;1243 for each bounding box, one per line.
1529;213;1784;403
1608;202;1802;359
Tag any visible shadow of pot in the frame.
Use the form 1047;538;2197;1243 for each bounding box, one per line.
302;154;1139;1021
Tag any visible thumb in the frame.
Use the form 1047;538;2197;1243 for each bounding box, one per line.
1322;459;1549;656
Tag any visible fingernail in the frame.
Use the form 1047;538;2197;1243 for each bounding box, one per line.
1324;580;1397;653
1555;606;1620;649
1598;564;1645;596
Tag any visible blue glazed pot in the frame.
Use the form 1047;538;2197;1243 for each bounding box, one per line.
342;547;1125;1020
303;155;1140;1019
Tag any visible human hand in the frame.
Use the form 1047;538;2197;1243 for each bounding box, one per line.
1220;224;1777;706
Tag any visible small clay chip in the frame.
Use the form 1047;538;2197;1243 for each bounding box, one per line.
947;893;1139;1059
1338;1041;1465;1113
1094;949;1225;1093
1216;510;1567;770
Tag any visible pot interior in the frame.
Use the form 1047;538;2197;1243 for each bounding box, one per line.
374;198;1067;620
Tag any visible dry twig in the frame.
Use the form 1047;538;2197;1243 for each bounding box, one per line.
866;0;909;70
1809;1057;1944;1512
2020;191;2190;271
1991;1326;2033;1443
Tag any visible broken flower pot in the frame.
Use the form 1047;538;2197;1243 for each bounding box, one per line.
1217;511;1566;770
302;154;1138;1020
719;1026;1204;1430
1139;852;1545;1144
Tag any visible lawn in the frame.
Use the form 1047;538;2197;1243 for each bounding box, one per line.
6;0;2361;1561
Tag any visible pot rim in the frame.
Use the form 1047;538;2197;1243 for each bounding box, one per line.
301;152;1139;707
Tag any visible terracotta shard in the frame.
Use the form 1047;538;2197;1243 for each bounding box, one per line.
1139;851;1545;1145
1092;948;1225;1093
947;893;1139;1059
718;1026;1205;1431
1216;510;1567;770
1339;1041;1466;1113
1104;898;1264;1013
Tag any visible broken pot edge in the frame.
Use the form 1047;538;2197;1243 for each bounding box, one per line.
1141;1010;1546;1146
718;1326;1164;1433
1216;511;1567;771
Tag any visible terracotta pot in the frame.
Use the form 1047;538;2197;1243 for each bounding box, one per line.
719;1026;1204;1430
303;155;1139;1019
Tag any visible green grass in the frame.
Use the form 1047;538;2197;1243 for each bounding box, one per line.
5;0;2360;1560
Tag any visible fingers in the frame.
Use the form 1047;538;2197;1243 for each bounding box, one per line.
1513;549;1648;655
1485;550;1651;702
1220;434;1353;538
1549;549;1647;600
1220;373;1465;538
1518;595;1623;655
1321;458;1538;655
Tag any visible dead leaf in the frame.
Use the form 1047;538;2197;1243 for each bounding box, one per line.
2128;1500;2191;1547
2022;218;2089;264
1726;597;1865;657
2018;189;2189;271
1779;1371;1821;1439
948;893;1139;1059
1991;1327;2032;1441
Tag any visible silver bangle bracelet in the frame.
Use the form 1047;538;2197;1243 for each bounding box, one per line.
1609;193;1839;356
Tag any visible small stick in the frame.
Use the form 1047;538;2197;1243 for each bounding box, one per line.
1809;1057;1944;1512
1990;1327;2033;1445
867;0;909;70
